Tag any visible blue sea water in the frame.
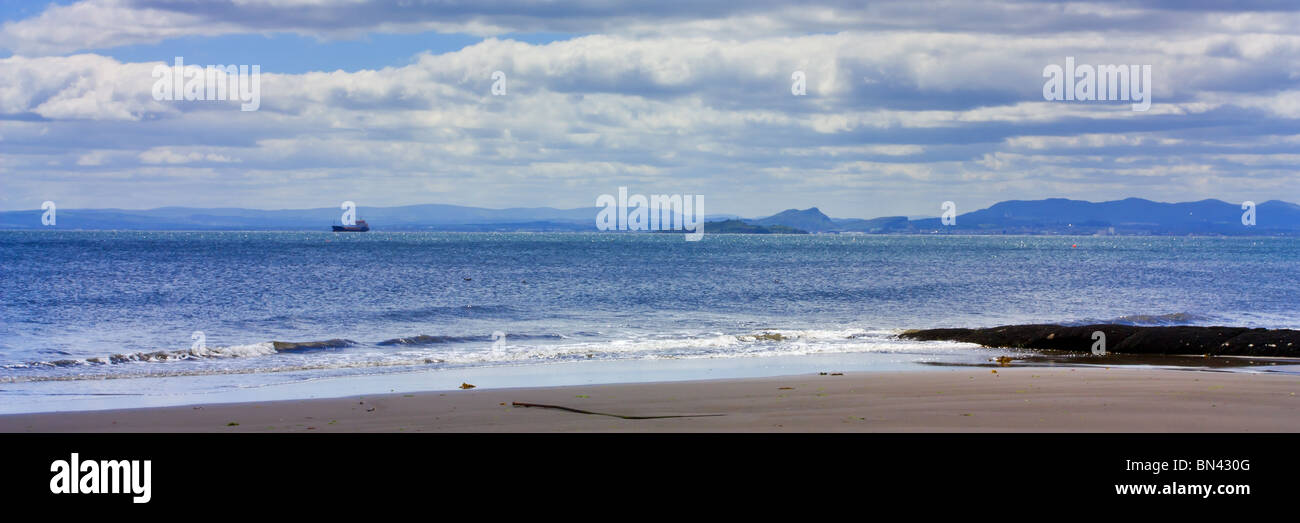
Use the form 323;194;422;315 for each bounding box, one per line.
2;231;1298;412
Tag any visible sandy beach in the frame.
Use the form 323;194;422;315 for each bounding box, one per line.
2;367;1297;432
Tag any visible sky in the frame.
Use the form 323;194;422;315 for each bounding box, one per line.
0;0;1298;218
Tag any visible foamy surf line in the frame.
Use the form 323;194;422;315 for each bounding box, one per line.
0;329;986;382
3;339;357;369
5;334;572;369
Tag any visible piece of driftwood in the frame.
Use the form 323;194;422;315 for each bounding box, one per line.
511;402;724;420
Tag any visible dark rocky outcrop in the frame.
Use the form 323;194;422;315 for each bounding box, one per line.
899;324;1300;357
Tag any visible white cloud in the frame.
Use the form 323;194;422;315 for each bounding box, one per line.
138;148;238;164
0;0;234;56
7;0;1300;56
0;54;172;120
2;3;1299;215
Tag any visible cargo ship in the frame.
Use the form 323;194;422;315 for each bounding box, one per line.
332;219;370;232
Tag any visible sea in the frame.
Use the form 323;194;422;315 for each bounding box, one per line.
2;231;1299;413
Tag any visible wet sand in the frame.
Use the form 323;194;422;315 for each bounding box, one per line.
1;367;1297;432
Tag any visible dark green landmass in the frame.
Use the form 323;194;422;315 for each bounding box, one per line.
703;219;808;234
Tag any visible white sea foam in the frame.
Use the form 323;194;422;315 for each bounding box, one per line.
0;329;985;383
8;342;282;369
418;329;978;365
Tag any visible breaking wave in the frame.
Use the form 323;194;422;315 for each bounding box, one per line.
0;328;983;383
4;339;357;369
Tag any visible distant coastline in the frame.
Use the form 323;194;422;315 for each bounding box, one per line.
3;197;1297;235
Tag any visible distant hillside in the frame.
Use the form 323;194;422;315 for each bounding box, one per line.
749;208;838;232
750;209;911;233
0;204;599;231
907;198;1300;235
741;198;1299;236
833;216;911;233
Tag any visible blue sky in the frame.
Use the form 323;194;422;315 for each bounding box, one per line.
2;31;583;73
1;0;1298;218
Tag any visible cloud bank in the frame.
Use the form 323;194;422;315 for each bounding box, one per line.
1;1;1297;216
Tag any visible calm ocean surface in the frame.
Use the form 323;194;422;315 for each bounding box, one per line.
2;231;1298;412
